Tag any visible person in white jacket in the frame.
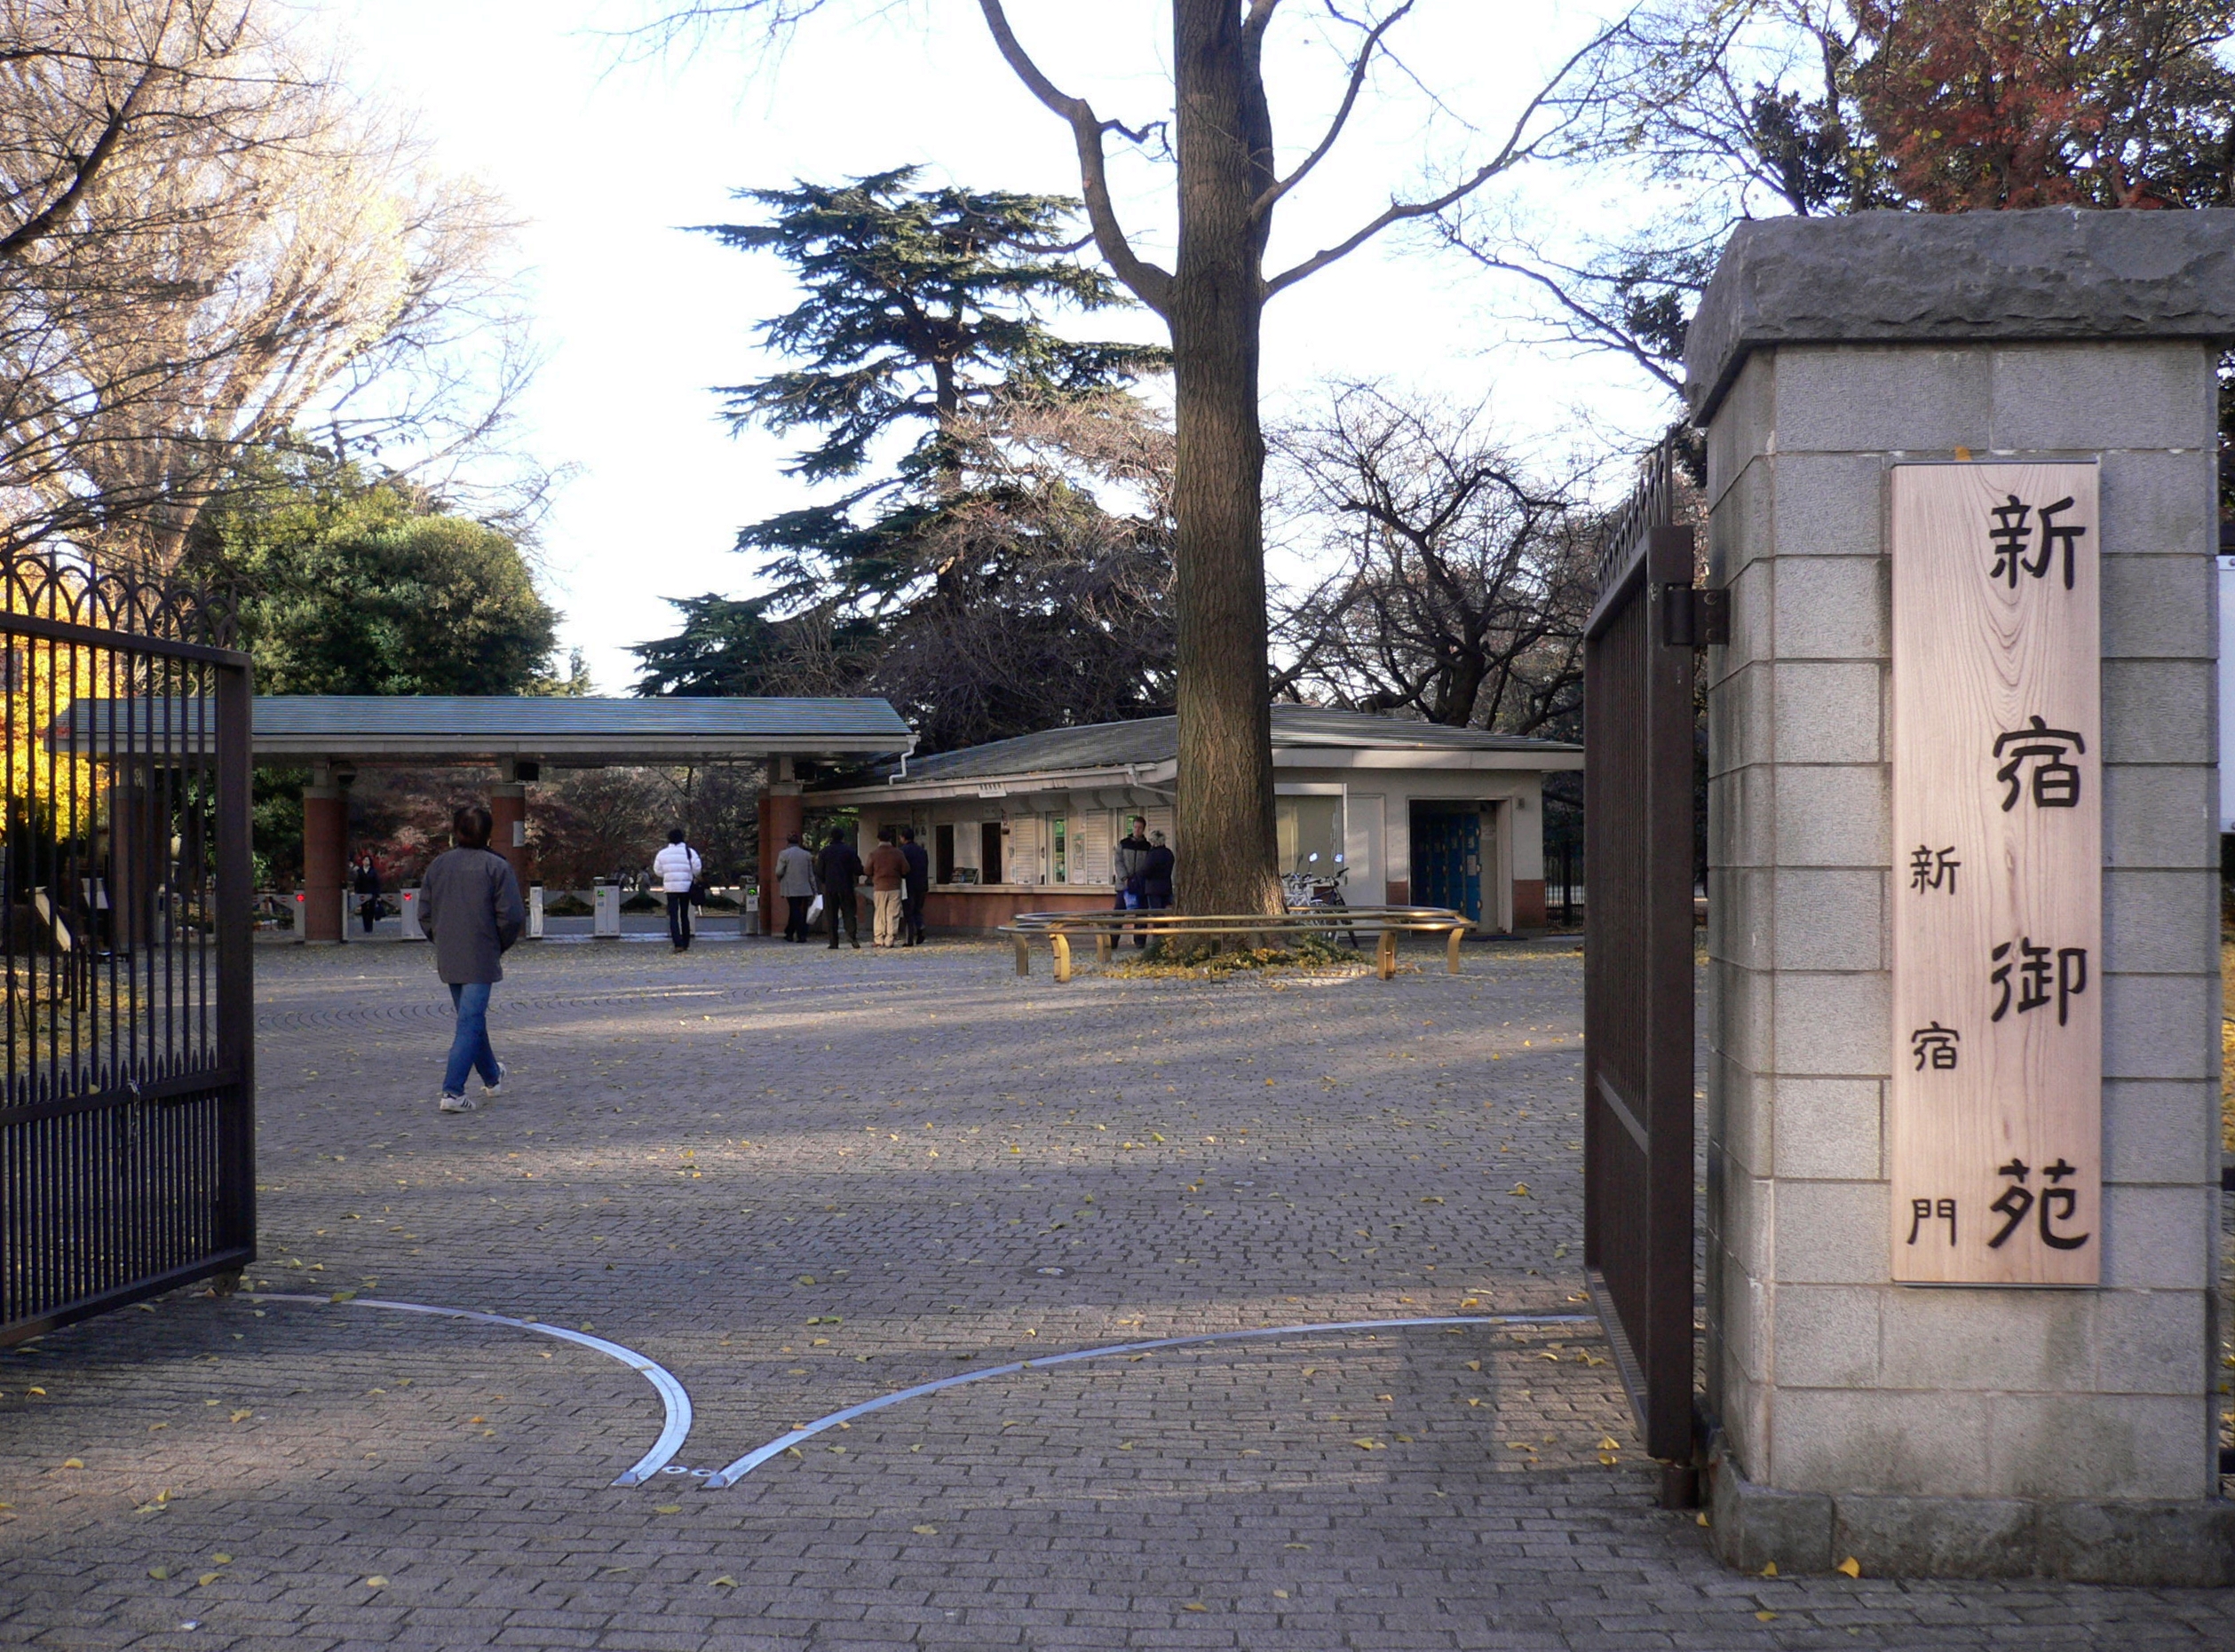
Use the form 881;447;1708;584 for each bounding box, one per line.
652;828;702;952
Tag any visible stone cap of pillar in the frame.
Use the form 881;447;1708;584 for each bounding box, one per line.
1684;206;2235;423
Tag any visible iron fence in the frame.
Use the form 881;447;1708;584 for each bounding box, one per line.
1;552;254;1346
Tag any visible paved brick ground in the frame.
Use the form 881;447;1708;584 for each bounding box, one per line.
2;936;2230;1649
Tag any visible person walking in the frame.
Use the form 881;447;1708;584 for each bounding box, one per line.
816;827;863;950
653;828;702;952
773;831;818;942
1114;815;1153;946
1143;829;1176;933
898;824;930;945
865;826;908;948
417;803;526;1114
352;853;383;935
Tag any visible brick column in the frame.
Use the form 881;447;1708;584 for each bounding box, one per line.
1690;207;2235;1584
490;782;528;891
300;779;346;944
759;761;803;936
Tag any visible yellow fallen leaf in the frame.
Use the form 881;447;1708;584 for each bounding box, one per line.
196;1572;220;1587
911;1524;939;1535
654;1505;683;1514
363;1576;388;1589
1351;1438;1384;1450
1419;1196;1444;1205
1761;1561;1777;1577
467;1417;485;1425
1302;1367;1316;1376
711;1576;737;1587
229;1411;251;1423
1510;1184;1531;1197
1756;1609;1776;1621
1598;1437;1620;1451
1465;1360;1481;1372
1183;1602;1209;1611
148;1567;170;1580
1696;1512;1710;1527
1460;1298;1480;1308
785;1447;804;1459
27;1387;45;1396
210;1554;231;1565
1597;1453;1618;1465
1836;1556;1861;1578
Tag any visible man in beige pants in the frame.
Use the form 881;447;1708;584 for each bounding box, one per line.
866;828;909;948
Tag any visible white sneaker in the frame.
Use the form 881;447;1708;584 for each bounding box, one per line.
439;1093;479;1113
481;1063;506;1097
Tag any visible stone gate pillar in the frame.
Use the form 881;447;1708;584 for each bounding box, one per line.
1689;208;2235;1584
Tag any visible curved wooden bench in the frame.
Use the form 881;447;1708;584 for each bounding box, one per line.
996;906;1472;983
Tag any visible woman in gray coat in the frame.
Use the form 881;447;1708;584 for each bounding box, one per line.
773;831;818;942
417;804;526;1112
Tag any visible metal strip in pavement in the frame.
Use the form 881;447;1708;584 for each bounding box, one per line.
248;1293;692;1487
701;1313;1597;1490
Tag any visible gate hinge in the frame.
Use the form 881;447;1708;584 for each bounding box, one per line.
1660;585;1729;648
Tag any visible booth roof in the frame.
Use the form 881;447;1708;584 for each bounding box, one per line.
826;706;1581;794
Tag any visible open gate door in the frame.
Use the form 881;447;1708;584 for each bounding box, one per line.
1582;444;1705;1496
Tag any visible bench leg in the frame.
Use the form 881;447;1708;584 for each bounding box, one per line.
1446;929;1463;975
1378;931;1396;981
1052;934;1073;984
1014;937;1030;976
1096;933;1111;963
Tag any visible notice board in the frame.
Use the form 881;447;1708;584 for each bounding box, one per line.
1890;462;2101;1286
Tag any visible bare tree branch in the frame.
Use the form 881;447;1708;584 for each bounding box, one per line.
1264;14;1631;298
1250;0;1413;222
977;0;1174;319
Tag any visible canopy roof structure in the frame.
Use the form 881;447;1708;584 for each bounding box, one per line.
58;695;915;767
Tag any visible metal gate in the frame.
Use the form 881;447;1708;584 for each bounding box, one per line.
1582;439;1715;1488
2;551;255;1347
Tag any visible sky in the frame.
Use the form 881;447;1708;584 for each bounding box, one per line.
335;1;1670;693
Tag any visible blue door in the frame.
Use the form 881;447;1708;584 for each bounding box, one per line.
1410;806;1482;923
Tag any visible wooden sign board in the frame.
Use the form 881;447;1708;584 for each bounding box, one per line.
1890;462;2100;1286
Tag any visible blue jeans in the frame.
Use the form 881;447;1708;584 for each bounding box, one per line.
443;981;500;1096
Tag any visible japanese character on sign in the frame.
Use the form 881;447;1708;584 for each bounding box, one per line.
1987;494;2087;590
1909;1022;1960;1071
1993;715;2084;811
1985;1158;2090;1251
1905;1197;1957;1245
1908;844;1961;894
1989;939;2087;1026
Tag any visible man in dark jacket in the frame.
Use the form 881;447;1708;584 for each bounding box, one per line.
898;824;930;945
816;828;864;950
417;803;526;1113
1113;815;1153;946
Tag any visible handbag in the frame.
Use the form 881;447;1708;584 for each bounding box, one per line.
805;893;824;921
681;842;708;905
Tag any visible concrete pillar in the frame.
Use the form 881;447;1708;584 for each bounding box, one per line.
1690;208;2235;1584
490;782;528;892
760;758;803;936
300;779;346;945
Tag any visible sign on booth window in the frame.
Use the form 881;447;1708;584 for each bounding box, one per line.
1890;462;2101;1286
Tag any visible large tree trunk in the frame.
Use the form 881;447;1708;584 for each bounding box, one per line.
1169;0;1280;917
